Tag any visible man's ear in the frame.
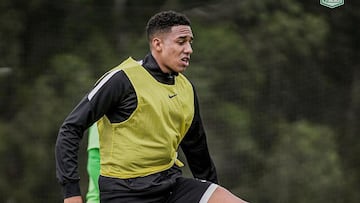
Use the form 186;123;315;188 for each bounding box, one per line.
151;37;162;52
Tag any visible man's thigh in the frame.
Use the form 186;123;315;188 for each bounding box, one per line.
99;175;172;203
168;177;214;203
207;186;249;203
100;191;169;203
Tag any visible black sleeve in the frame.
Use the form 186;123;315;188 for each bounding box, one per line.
55;70;130;198
180;86;218;184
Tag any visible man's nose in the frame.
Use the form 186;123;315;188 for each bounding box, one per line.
184;42;193;54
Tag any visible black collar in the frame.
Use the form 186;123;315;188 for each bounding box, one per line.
142;54;177;85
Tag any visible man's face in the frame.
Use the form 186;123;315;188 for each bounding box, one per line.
153;25;194;73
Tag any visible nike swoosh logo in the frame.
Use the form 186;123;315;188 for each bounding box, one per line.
168;94;177;98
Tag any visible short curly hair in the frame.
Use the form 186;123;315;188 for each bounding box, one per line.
146;10;191;41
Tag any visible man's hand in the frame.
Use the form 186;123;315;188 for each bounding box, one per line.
64;196;83;203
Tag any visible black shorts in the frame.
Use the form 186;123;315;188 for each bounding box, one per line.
99;166;217;203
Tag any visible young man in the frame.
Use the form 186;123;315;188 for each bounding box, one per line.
55;10;248;203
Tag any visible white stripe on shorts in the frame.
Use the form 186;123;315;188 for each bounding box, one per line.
199;183;218;203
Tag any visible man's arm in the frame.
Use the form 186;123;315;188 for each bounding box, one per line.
64;196;83;203
180;87;218;183
55;97;97;198
55;69;131;199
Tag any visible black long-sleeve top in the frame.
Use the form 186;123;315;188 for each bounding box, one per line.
55;54;217;198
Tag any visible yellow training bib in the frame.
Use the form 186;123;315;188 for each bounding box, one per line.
98;57;194;178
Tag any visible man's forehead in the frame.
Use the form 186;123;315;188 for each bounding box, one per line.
171;25;193;38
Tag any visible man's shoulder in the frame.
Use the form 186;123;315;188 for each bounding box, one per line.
178;73;194;88
115;57;142;70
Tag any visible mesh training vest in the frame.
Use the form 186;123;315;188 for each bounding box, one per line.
98;57;194;178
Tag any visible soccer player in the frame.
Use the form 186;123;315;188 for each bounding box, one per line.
55;10;248;203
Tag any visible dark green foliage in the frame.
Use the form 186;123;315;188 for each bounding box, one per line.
0;0;358;202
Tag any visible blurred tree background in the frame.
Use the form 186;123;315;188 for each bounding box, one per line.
0;0;359;202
